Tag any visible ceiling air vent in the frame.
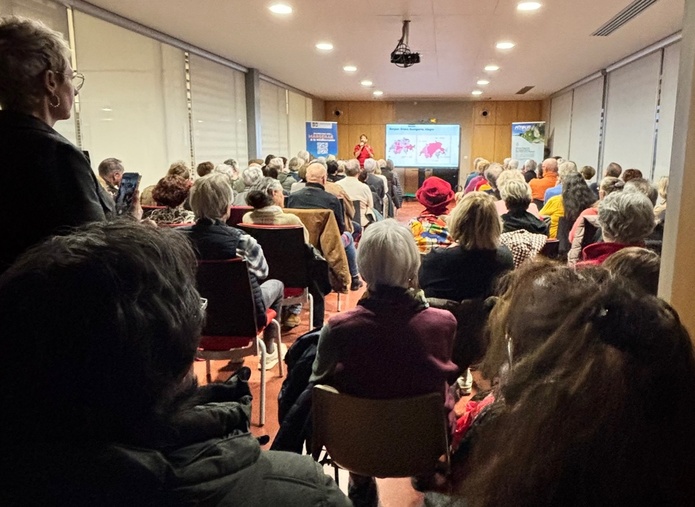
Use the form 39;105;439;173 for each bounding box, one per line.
516;86;535;95
592;0;658;36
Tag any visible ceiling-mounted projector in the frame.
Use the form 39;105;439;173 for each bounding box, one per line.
391;20;420;68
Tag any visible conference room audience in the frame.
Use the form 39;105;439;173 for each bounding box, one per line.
180;173;285;369
495;170;541;217
381;159;404;216
311;219;457;507
522;159;538;182
540;171;595;240
0;220;349;506
408;176;455;253
285;156;303;190
0;16;112;274
621;168;643;182
148;175;194;225
97;157;124;199
242;177;309;242
543;160;577;202
233;164;264;205
363;158;386;214
576;189;655;267
337;159;375;227
625;177;658;205
419;192;513;301
464;159;491;192
446;265;695;507
196;160;214;178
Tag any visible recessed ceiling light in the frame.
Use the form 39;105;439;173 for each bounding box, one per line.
477;79;490;85
315;42;333;51
496;41;515;50
360;80;373;87
517;2;542;11
472;90;483;96
268;3;292;14
343;65;357;72
373;90;384;96
485;65;500;72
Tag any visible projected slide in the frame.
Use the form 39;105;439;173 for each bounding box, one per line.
386;124;460;168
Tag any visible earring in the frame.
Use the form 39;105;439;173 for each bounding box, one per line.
49;94;61;108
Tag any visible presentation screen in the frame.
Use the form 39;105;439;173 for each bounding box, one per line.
385;124;460;168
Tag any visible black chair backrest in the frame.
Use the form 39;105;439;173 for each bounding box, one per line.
196;259;258;337
540;239;560;258
352;200;361;226
236;224;309;289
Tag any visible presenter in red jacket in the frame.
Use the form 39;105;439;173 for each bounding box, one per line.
353;134;375;167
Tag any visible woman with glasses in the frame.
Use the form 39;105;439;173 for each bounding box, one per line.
0;16;112;275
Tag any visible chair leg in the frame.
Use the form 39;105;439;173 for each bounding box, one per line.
258;339;266;426
205;359;211;383
273;319;283;378
308;292;314;330
336;292;342;312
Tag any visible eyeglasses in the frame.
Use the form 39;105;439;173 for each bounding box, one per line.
56;71;85;92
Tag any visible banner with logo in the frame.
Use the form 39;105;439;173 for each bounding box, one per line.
306;121;338;157
511;122;546;163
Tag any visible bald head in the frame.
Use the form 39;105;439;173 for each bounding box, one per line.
542;158;558;174
306;162;327;184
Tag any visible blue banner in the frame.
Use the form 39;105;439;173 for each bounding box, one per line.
306;121;338;157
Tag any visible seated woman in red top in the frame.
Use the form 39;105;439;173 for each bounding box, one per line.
311;219;458;507
353;133;375;167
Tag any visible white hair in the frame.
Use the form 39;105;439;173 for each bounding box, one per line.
499;172;530;200
189;173;234;220
297;150;310;163
558;161;578;182
598;190;655;243
363;158;377;173
268;157;284;172
357;219;420;289
345;159;360;176
241;165;263;187
508;159;519;170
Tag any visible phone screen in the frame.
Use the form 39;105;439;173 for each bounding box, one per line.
114;172;141;216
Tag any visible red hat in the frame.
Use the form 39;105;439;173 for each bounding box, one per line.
416;176;455;214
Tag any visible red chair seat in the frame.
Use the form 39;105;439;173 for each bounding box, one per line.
284;287;305;298
198;309;277;351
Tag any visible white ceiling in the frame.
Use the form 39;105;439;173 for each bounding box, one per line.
83;0;684;101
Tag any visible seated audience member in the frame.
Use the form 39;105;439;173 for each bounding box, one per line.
297;149;311;164
540;171;595;240
0;220;350;506
446;266;695;506
233;164;264;205
242;178;308;241
543;160;577;203
218;160;244;193
604;161;623;178
97;157;124;199
326;159;341;183
149;175;195;225
567;176;624;266
654;176;668;224
382;159;404;216
288;163;362;291
141;160;192;206
507;159;519;170
495;170;541;217
603;246;661;296
523;159;538;182
577;190;655;267
180;173;286;369
408;176;455;254
624;177;658;205
529;158;559;202
464;157;485;188
290;163;308;193
420;192;514;301
581;164;596;188
285;156;303;191
621;168;643;183
479;163;503;198
464;159;491;193
263;157;283;179
196;160;214;178
311;219;458;507
501;180;548;235
363;158;386;214
337;158;375;227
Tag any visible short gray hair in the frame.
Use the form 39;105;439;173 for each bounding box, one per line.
524;159;537;173
0;16;71;112
497;170;526;199
288;157;303;172
241;165;263;187
502;180;532;210
267;157;284;172
508;159;519;170
213;163;237;185
363;158;377;173
345;159;360;177
357;219;420;289
558;161;578;182
598;190;655;243
297;150;310;163
189;173;233;220
484;163;504;189
98;158;124;178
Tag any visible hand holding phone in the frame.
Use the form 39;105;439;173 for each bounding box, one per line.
114;172;141;216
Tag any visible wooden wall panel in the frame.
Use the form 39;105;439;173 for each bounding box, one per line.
337;124;350;159
348;102;373;124
370;101;395;125
472;125;496;162
494;125;512;162
496;101;519;126
517;101;542;121
473;102;497;125
370;126;386;160
324;101;349;124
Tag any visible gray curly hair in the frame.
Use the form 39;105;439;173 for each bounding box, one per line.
598;190;655;243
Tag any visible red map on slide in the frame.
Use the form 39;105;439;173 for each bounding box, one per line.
420;142;446;158
389;138;415;155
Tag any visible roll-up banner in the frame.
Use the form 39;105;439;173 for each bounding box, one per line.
306;121;338;157
511;122;546;164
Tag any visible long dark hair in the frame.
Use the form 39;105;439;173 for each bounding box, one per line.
562;171;597;224
458;272;695;506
